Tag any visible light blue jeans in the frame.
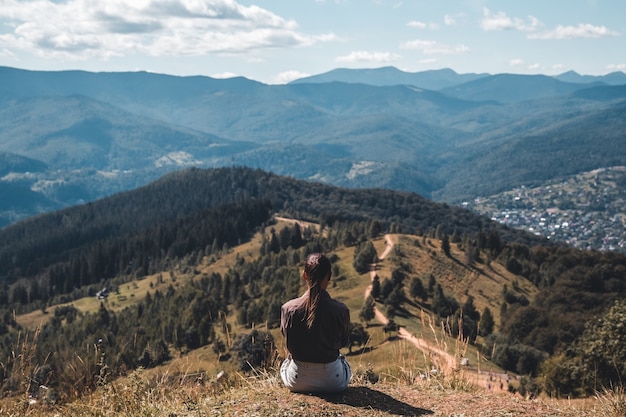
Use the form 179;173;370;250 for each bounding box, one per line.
280;354;352;393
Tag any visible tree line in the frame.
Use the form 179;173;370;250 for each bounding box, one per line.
0;166;540;315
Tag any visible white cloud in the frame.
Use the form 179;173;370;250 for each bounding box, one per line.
314;33;339;42
407;21;439;30
444;15;456;26
480;8;618;40
0;46;16;58
529;24;619;39
509;59;540;71
401;39;469;55
606;63;626;71
481;8;541;32
335;50;401;63
274;70;310;84
0;0;328;61
211;71;239;79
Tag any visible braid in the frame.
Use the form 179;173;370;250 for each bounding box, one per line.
303;253;331;329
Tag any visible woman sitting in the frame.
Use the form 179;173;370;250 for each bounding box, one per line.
280;252;352;393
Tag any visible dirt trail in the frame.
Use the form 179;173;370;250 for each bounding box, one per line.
365;235;457;373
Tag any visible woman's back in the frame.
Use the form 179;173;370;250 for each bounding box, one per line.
281;289;350;363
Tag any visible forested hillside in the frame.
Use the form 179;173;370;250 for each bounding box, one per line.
0;167;625;405
0;167;538;310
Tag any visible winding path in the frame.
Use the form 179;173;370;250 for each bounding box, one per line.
364;235;457;373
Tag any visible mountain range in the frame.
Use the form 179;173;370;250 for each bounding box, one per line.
1;65;625;227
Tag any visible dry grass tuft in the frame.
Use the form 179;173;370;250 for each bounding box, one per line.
590;386;626;417
2;360;617;417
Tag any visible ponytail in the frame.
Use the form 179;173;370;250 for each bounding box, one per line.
303;253;332;329
305;282;321;329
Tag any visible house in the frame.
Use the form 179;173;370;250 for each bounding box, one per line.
96;288;109;299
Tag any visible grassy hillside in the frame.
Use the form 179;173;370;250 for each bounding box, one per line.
5;220;625;416
10;219;520;382
15;221;512;378
1;167;625;409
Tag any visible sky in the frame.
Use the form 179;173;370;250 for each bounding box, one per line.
0;0;624;84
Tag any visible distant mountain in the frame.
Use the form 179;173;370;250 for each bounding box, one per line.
553;70;626;85
570;83;626;101
435;101;626;201
290;66;489;90
0;152;47;176
0;182;58;224
0;66;265;101
0;95;248;169
0;153;54;227
290;67;626;90
1;66;626;230
439;73;604;103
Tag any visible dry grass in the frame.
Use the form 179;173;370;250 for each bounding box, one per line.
3;293;624;417
3;363;620;417
592;386;626;417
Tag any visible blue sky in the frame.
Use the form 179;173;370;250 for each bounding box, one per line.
0;0;624;84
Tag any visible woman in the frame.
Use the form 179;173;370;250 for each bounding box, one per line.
280;252;352;393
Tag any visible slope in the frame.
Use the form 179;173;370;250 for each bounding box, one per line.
439;73;603;103
0;95;248;170
14;219;522;389
436;101;626;201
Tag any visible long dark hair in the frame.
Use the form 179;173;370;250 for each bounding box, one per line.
304;253;332;329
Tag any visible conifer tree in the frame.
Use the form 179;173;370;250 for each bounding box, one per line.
359;295;376;327
479;307;495;337
441;233;451;257
348;322;370;353
371;275;381;300
409;277;427;301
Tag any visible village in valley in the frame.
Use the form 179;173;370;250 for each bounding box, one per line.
465;166;626;253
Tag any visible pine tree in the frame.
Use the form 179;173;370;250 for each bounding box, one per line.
441;233;451;257
371;275;381;300
348;322;370;353
462;295;480;322
353;240;378;274
359;296;376;327
409;277;426;301
479;307;495;337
